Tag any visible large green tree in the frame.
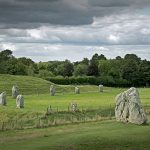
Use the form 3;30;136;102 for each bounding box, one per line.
122;59;139;86
73;64;88;76
57;60;74;77
139;60;150;86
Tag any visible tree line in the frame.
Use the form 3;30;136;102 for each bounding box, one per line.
0;49;150;87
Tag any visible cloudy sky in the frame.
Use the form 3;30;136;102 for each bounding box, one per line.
0;0;150;62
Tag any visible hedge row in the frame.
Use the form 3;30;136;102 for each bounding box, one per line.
46;76;132;87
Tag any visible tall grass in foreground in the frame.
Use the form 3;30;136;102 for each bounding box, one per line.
0;106;115;131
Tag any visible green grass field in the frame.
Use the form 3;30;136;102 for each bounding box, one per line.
0;118;150;150
1;87;149;122
0;74;150;150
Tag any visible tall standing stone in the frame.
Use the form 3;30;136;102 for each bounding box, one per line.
99;84;103;92
75;87;80;94
16;95;24;108
50;85;55;96
115;87;147;125
12;85;19;98
0;92;7;106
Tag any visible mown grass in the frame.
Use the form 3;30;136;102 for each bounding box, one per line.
0;117;150;150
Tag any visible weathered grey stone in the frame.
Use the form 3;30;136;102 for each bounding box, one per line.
16;95;24;108
99;84;103;92
50;85;55;96
75;87;80;94
115;87;147;125
46;105;53;115
69;102;78;112
12;85;19;98
0;92;7;106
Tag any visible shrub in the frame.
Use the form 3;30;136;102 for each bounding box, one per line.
46;76;131;87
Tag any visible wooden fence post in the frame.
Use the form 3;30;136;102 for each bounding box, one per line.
36;88;39;96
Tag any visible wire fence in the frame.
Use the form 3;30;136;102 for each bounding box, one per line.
0;87;104;96
0;106;115;131
0;104;149;131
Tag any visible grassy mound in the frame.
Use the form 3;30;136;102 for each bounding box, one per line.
0;74;100;95
0;74;53;95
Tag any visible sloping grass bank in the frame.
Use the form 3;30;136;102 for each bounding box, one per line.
0;74;100;95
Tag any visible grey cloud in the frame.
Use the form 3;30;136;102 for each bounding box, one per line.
1;14;150;46
1;0;150;28
0;0;92;28
88;0;131;7
88;0;150;7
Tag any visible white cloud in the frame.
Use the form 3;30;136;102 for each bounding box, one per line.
99;47;109;51
0;43;16;51
140;28;150;35
108;34;120;43
27;29;44;40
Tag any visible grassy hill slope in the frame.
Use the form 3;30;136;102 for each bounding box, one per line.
0;74;100;95
0;74;52;95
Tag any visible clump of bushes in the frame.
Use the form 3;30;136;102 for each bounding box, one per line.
46;76;131;87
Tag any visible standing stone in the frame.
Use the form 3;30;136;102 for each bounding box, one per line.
50;85;55;96
0;92;7;106
16;95;24;108
46;105;53;115
75;87;80;94
69;103;78;112
115;87;147;125
99;84;103;92
12;85;19;98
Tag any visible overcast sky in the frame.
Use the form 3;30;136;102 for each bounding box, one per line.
0;0;150;62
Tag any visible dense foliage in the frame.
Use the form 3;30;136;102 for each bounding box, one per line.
0;49;150;87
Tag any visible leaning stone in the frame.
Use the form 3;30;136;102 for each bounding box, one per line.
50;85;55;96
75;87;80;94
12;85;19;98
0;92;7;106
115;87;147;125
69;102;78;112
99;84;103;92
16;95;24;108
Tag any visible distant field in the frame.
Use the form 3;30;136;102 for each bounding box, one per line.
4;87;150;111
